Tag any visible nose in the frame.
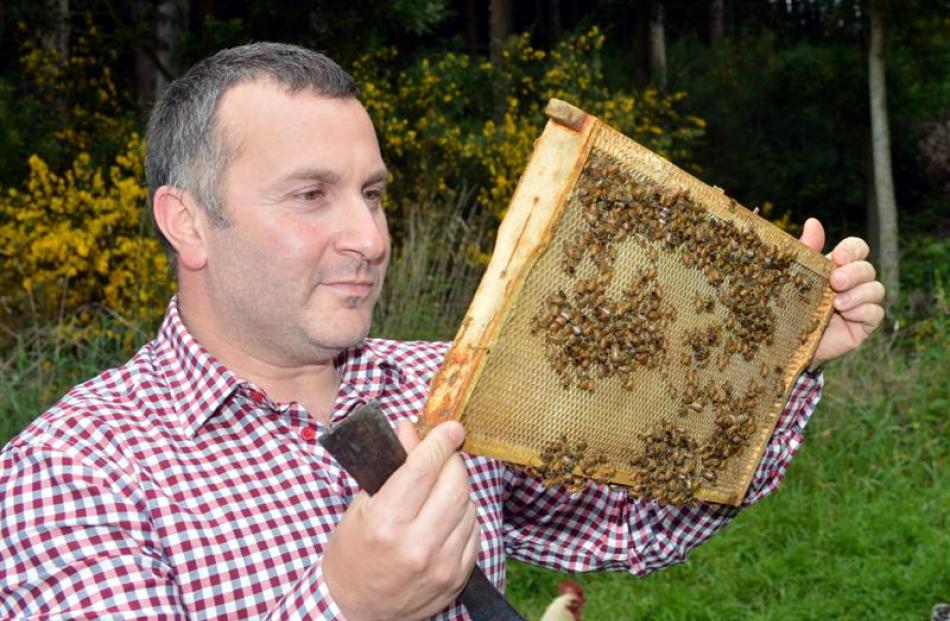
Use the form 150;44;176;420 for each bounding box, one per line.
335;192;389;264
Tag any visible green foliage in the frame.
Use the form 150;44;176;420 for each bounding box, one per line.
671;31;868;236
15;16;136;172
372;188;485;341
0;314;154;443
355;26;706;252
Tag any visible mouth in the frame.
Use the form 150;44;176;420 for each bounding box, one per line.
323;280;375;297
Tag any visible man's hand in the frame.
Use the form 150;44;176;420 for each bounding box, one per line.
799;218;886;369
322;420;480;621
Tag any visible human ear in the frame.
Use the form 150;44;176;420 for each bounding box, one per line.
152;186;208;271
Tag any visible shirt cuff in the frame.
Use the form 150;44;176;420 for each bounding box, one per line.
742;370;823;506
268;560;349;621
313;562;349;621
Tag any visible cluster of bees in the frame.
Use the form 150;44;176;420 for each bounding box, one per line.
682;325;722;369
628;422;701;504
632;378;765;504
526;434;616;493
527;148;815;503
529;260;676;391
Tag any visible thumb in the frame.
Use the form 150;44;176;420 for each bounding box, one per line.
412;421;466;472
372;420;467;516
396;419;422;453
799;217;826;254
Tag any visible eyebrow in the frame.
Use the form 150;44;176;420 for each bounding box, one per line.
364;168;389;186
275;167;389;188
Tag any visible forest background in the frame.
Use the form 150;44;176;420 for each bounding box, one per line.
0;1;946;619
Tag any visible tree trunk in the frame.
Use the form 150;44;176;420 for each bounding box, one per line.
631;3;648;87
710;0;725;46
868;0;900;307
43;0;70;60
548;0;562;46
489;0;512;122
464;0;479;54
648;1;667;92
865;158;880;262
489;0;512;54
155;0;188;98
133;0;157;106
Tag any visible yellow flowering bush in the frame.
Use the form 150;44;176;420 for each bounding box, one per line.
354;26;707;252
0;134;173;341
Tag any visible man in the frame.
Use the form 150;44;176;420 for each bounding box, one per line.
0;43;885;620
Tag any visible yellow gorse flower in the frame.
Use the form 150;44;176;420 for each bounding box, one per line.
1;134;173;345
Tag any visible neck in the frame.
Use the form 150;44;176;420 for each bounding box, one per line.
177;289;343;424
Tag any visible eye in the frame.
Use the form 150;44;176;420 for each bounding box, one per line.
296;188;326;202
363;187;385;203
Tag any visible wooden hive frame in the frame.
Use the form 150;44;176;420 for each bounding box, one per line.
419;99;834;505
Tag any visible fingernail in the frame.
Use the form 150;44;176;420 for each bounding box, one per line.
834;293;848;308
833;273;848;288
443;421;465;445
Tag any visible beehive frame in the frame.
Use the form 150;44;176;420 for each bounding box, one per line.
420;99;834;506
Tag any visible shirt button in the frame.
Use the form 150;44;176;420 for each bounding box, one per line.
249;389;266;403
300;427;316;441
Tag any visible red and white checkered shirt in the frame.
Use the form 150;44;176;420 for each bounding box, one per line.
1;297;822;620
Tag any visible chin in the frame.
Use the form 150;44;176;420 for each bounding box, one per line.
313;316;373;350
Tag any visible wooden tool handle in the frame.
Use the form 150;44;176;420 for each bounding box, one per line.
319;402;526;621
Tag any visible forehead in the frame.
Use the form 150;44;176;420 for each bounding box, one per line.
214;79;381;171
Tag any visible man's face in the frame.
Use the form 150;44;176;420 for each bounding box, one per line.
200;80;390;364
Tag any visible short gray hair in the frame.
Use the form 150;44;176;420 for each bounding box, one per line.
145;42;359;261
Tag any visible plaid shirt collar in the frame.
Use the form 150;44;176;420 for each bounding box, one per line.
154;296;404;438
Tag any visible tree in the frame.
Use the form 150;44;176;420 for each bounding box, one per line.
43;0;70;60
648;0;667;91
710;0;724;46
867;0;900;307
489;0;512;121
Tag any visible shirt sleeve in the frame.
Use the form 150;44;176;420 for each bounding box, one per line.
263;561;349;621
0;444;189;619
0;442;349;621
501;371;823;575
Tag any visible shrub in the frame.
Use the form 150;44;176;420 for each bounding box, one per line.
0;134;173;345
354;26;707;252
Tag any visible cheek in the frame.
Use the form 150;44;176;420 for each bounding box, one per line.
261;222;330;266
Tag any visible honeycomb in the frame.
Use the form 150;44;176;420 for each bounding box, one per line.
420;99;834;506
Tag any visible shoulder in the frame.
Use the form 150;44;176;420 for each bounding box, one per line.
3;341;170;463
363;338;451;383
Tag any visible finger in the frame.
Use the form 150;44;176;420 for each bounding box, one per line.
459;510;481;578
830;260;877;292
373;421;466;520
431;499;480;596
798;217;825;254
838;302;886;331
833;281;886;312
413;453;474;542
397;419;422;453
830;237;870;266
